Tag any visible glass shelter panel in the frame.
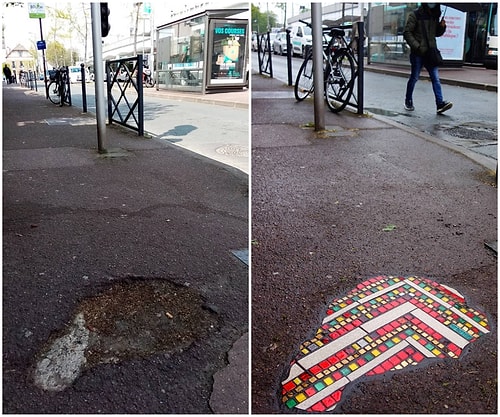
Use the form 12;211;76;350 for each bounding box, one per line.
157;16;205;92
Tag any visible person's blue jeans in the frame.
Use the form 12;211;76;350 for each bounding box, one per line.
405;53;444;106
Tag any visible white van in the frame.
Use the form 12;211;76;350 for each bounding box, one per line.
287;22;312;57
68;65;90;83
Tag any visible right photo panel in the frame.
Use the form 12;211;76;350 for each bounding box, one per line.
251;2;497;414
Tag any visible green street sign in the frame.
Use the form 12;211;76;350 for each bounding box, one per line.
28;3;45;19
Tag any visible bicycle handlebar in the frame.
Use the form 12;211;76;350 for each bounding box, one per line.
298;19;353;31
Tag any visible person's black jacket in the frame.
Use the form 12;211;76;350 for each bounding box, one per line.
404;4;446;56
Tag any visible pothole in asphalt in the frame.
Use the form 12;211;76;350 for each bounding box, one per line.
444;123;497;142
32;278;218;391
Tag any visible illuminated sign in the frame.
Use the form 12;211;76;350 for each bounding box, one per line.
208;19;248;86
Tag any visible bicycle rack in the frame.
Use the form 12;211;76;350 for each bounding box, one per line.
257;32;273;78
343;21;364;115
22;70;39;91
106;55;144;136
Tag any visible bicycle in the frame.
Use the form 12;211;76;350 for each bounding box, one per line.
294;20;358;113
143;67;155;88
47;67;70;106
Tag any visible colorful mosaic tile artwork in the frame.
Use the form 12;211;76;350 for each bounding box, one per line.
281;275;490;412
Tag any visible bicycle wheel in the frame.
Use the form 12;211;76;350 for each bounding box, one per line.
294;51;314;101
47;81;61;105
325;49;355;113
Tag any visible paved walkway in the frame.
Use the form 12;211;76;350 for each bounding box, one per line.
251;72;497;414
366;62;497;92
2;84;248;414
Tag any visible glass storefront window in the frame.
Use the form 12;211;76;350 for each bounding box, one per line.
368;3;418;65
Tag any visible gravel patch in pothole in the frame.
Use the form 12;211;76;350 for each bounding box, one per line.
32;279;218;391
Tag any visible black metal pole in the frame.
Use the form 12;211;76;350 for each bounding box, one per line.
286;29;292;86
266;31;273;78
66;66;72;106
357;21;364;115
39;18;48;99
81;63;87;113
137;54;144;136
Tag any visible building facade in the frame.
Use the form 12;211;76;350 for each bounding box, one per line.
286;2;497;68
5;44;36;75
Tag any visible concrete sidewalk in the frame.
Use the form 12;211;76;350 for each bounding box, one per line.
2;85;248;414
365;62;497;92
253;62;497;172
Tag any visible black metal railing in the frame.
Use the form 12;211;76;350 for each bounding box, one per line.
257;32;273;77
106;55;144;136
20;70;38;91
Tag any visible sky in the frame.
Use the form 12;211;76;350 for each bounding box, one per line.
3;1;248;57
3;3;43;51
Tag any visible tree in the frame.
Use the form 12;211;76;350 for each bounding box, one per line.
275;3;287;29
46;3;91;65
251;3;278;33
46;40;69;67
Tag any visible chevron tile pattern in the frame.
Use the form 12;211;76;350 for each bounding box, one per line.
281;275;490;412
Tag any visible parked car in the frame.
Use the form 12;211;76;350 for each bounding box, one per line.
251;33;258;51
253;32;278;52
264;32;278;52
273;31;288;55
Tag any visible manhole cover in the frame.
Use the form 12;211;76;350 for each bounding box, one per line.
215;144;249;157
32;279;218;391
281;275;489;412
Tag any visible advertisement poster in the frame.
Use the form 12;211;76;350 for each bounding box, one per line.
208;19;248;85
437;7;466;61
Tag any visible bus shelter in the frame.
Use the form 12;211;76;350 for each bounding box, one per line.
156;8;249;93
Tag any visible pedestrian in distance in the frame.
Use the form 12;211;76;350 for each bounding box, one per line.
403;3;453;114
3;65;12;84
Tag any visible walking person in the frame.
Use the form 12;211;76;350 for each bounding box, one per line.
403;3;453;114
3;65;12;84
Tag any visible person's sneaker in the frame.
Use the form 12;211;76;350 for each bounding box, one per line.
437;101;453;114
404;100;414;111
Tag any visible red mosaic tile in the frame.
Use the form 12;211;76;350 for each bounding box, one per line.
282;276;490;412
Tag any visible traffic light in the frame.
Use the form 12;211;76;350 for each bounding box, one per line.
100;3;110;37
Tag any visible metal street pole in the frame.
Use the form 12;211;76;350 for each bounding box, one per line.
39;18;48;99
311;2;325;131
91;3;107;153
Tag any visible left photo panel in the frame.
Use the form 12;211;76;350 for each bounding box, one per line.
2;1;250;414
